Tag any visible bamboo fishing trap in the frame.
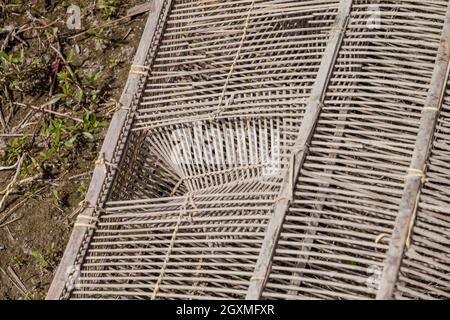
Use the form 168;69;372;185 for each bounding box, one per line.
48;0;450;300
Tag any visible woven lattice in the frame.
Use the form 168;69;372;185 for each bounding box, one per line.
49;0;450;300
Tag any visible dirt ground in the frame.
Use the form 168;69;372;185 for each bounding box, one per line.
0;0;147;299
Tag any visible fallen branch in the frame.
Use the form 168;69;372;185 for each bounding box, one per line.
0;267;27;296
68;170;93;180
0;133;31;138
0;159;19;171
14;102;83;123
0;106;9;133
0;214;22;228
0;155;24;212
7;267;28;294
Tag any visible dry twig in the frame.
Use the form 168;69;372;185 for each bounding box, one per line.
14;102;83;123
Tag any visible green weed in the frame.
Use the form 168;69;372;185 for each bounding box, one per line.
32;251;49;272
10;256;24;270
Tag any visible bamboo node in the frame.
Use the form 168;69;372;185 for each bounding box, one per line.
292;143;310;154
76;214;100;223
422;107;439;113
331;25;346;34
69;200;96;219
74;222;97;230
274;196;291;204
406;168;426;183
250;276;266;282
113;102;131;112
129;64;151;76
95;152;118;174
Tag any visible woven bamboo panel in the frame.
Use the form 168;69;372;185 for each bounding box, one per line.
73;186;278;299
67;0;340;299
262;0;450;300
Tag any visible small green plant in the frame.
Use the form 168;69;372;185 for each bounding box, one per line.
77;181;87;196
39;109;108;163
55;66;80;99
5;137;27;165
22;291;33;300
32;251;49;272
70;110;109;143
66;49;75;64
0;48;25;91
97;0;118;19
87;27;102;38
109;57;119;68
0;48;24;66
51;190;62;206
41;118;69;160
81;110;109;133
10;256;24;270
86;71;102;87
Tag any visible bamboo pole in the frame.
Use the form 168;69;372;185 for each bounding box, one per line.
245;0;353;300
376;2;450;300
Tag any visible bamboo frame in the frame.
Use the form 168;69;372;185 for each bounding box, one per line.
48;0;450;300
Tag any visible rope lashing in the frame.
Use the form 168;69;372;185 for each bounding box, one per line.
95;152;118;174
406;168;426;183
170;177;186;196
76;214;100;222
286;144;311;199
292;144;310;155
331;25;346;34
250;276;266;282
72;201;104;229
74;213;100;230
273;196;291;204
151;192;198;300
129;64;151;76
186;192;198;212
210;94;235;122
404;168;427;248
406;192;421;249
69;200;97;219
73;222;98;229
112;102;131;112
317;100;326;110
422;107;440;113
211;0;255;121
116;101;131;112
308;99;326;110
